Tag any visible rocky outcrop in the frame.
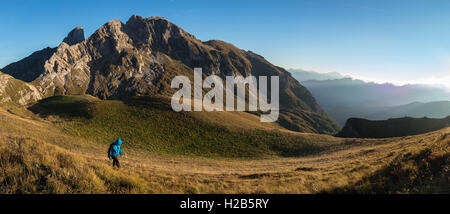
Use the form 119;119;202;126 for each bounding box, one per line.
0;71;42;105
62;26;85;45
1;47;56;82
336;117;450;138
0;15;340;134
1;27;84;83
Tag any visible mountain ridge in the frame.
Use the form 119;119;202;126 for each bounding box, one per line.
299;77;450;125
0;15;339;134
289;69;348;81
336;116;450;138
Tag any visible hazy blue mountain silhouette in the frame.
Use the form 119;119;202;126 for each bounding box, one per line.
289;69;347;82
293;74;450;125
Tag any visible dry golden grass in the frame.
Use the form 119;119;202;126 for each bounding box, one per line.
0;107;448;193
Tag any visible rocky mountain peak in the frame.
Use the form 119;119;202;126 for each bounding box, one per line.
127;15;169;23
0;15;340;134
62;26;85;46
125;15;196;42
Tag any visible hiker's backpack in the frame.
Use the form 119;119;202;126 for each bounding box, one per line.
109;144;122;158
108;144;113;157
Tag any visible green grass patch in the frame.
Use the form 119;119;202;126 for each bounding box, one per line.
29;95;332;159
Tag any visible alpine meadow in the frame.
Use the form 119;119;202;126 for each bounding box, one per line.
0;6;449;196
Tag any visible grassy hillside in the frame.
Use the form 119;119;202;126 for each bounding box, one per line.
28;95;340;158
329;135;449;193
0;95;448;193
0;135;149;193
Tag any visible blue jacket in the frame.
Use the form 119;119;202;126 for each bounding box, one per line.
108;138;123;158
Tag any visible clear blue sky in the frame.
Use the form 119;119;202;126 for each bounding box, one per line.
2;0;450;86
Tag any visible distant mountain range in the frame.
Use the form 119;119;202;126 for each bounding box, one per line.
291;71;450;125
0;15;339;134
289;69;348;81
367;101;450;120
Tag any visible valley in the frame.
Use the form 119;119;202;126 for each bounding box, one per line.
297;76;450;125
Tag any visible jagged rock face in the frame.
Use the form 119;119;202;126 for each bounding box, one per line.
62;26;85;46
1;47;56;82
0;72;42;105
1;15;340;134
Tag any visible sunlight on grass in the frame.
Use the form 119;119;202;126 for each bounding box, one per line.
0;95;448;194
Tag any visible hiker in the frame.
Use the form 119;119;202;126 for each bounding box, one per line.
108;138;124;168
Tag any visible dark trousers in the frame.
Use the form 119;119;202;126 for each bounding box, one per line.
112;156;120;168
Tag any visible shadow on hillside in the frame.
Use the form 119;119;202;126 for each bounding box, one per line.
28;95;96;119
336;116;450;138
122;96;174;111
